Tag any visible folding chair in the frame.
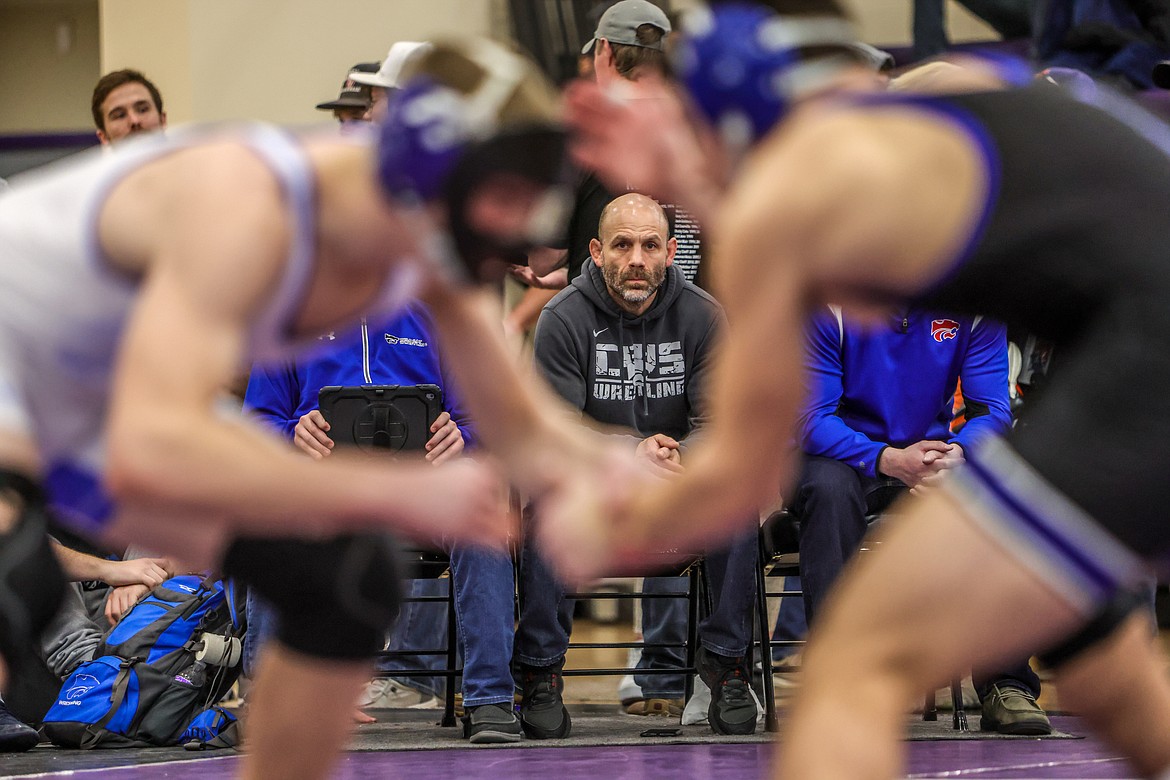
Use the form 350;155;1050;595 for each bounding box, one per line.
375;549;460;727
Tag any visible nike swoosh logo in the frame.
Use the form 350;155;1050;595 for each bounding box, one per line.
593;328;608;338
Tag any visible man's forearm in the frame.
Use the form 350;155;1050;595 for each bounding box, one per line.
423;287;587;492
51;540;114;582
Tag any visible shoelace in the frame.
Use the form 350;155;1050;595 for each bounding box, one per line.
526;673;560;706
720;669;752;706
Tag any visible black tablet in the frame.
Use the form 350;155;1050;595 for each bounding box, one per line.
317;384;443;454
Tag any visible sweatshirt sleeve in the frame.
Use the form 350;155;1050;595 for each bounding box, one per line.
533;307;588;412
798;312;887;477
952;317;1012;451
243;361;301;441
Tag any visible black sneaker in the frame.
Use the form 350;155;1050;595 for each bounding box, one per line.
0;701;39;753
462;702;522;744
697;647;758;735
518;662;571;739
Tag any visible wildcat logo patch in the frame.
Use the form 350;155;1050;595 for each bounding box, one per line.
931;319;960;342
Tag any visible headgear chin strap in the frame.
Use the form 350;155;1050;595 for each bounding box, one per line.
376;38;571;279
675;3;859;151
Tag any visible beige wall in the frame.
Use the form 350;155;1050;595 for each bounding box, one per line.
101;0;495;127
667;0;997;47
0;0;100;133
3;0;999;134
98;0;194;131
840;0;997;46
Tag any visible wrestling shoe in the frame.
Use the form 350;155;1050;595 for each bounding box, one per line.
698;647;758;735
518;662;571;739
463;702;522;744
980;684;1052;735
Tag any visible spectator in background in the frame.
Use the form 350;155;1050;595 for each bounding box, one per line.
240;76;519;740
90;69;166;146
244;307;521;744
512;0;705;295
315;62;380;126
571;0;704;286
793;305;1050;734
516;194;759;738
350;41;431;121
0;544;173;751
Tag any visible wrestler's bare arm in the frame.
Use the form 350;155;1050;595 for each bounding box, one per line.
101;145;504;545
609;108;992;553
564;77;728;228
419;283;597;495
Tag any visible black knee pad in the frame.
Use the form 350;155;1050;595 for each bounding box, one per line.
222;533;403;662
1037;588;1148;670
0;470;68;668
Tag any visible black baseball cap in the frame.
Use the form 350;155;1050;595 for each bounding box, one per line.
315;62;379;111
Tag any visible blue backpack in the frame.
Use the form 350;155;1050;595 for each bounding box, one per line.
42;574;245;749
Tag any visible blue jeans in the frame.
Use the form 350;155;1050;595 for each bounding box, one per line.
514;517;757;699
378;543;516;707
794;455;1041;699
446;543;515;707
375;578;448;699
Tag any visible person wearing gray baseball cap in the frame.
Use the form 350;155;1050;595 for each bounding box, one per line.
581;0;671;56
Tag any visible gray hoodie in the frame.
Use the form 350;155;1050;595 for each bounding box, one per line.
533;259;724;443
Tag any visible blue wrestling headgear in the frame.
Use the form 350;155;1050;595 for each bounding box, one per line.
376;38;571;275
675;2;861;149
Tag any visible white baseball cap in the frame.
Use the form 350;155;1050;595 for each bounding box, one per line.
350;41;433;89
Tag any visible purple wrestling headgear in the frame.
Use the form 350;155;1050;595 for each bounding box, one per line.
675;2;862;150
376;38;571;275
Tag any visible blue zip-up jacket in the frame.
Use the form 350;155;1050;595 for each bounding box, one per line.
244;304;476;448
799;306;1010;478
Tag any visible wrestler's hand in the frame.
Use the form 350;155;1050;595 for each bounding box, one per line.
565;76;723;209
394;457;511;551
294;409;334;460
537;446;664;586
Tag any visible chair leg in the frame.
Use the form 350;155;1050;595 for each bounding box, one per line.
951;678;968;731
684;565;700;704
756;528;779;732
923;689;938;722
442;580;458;728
